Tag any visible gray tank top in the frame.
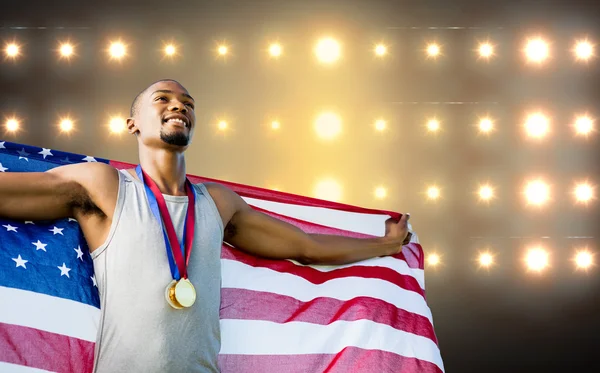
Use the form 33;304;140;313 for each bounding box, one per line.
91;169;224;372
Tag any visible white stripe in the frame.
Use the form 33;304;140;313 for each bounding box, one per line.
221;260;433;322
220;319;445;372
289;255;425;289
243;197;389;236
0;286;100;342
0;362;54;373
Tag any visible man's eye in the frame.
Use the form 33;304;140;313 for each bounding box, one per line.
155;96;167;102
185;103;195;108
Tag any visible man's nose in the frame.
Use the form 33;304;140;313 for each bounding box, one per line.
169;101;187;113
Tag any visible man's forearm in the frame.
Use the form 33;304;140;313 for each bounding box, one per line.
305;234;403;265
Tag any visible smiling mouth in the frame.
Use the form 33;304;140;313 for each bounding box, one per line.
163;117;189;128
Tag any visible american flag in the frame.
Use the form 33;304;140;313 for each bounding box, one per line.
0;140;444;373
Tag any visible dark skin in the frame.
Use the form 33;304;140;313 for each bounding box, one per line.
0;80;410;264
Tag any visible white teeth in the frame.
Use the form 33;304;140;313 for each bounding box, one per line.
166;118;188;127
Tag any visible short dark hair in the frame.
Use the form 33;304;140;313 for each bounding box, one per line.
130;79;183;117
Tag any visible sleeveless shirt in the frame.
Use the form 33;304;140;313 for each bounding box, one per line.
91;169;224;372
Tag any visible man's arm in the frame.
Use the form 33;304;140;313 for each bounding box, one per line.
206;183;410;265
0;162;116;221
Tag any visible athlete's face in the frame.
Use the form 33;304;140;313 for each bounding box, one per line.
130;81;196;149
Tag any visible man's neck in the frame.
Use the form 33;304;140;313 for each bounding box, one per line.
138;148;188;196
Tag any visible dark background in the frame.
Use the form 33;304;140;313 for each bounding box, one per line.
1;1;599;371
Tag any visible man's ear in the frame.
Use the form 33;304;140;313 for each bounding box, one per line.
127;117;139;135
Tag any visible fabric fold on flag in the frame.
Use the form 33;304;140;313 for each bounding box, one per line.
0;140;443;373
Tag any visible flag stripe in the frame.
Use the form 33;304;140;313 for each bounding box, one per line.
0;323;95;373
219;319;444;370
0;362;54;373
222;246;426;297
218;347;444;373
0;286;100;342
220;288;438;343
221;260;434;322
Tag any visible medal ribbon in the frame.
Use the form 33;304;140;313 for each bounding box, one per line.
136;165;196;280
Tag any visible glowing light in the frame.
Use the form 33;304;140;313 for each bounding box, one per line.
427;118;440;132
4;42;20;58
479;117;494;133
524;38;549;63
271;120;280;130
524;180;550;206
525;247;549;272
426;43;441;58
478;185;495;201
574;182;595;204
217;120;228;131
574;40;594;61
269;43;282;57
427;253;440;267
314;178;342;202
164;44;176;56
59;43;74;58
5;118;20;132
375;119;386;132
374;186;387;200
374;44;387;56
478;42;494;58
478;252;494;268
525;112;550;138
574;115;594;136
108;41;126;60
574;250;594;270
108;116;126;134
217;45;228;56
427;186;441;200
59;118;74;133
315;38;341;64
315;112;342;140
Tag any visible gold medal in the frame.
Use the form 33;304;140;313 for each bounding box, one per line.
165;278;196;309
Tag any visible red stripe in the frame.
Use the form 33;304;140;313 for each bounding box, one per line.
0;322;95;373
109;160;402;220
220;288;438;344
222;246;425;297
219;346;443;373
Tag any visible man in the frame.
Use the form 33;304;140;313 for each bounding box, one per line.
0;79;410;372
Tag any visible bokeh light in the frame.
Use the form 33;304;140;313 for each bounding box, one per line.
374;186;387;200
426;43;441;58
271;120;280;130
315;112;342;140
109;116;126;134
4;117;20;132
574;39;594;61
574;249;594;270
59;42;74;58
217;120;228;131
524;179;550;206
427;186;441;201
524;37;549;63
525;247;550;272
574;115;594;136
374;44;387;56
525;112;550;139
217;45;228;56
164;44;177;57
315;38;341;64
269;43;282;57
59;117;74;133
478;185;495;202
478;117;494;133
108;41;127;60
427;253;441;267
4;42;20;59
478;42;495;59
314;178;342;202
427;118;440;132
478;252;494;268
374;119;386;132
573;182;595;204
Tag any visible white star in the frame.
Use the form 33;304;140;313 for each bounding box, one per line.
49;226;64;235
68;218;77;222
91;275;97;287
2;224;18;232
74;245;84;261
38;148;53;159
0;141;5;149
57;263;71;278
24;221;35;224
0;163;7;172
82;156;97;163
17;148;29;161
12;255;28;269
32;240;47;252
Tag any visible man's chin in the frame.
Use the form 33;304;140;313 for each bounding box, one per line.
160;132;190;147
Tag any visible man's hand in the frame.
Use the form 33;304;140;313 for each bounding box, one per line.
385;213;412;246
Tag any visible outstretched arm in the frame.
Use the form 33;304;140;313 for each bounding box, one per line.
207;183;410;265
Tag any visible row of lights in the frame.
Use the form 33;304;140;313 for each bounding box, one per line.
426;248;595;272
2;37;596;64
2;112;596;139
